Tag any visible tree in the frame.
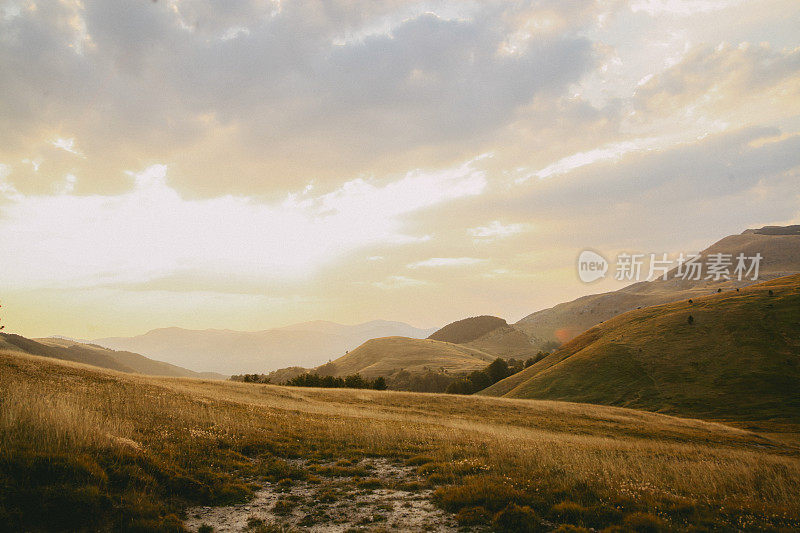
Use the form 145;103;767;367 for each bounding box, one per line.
372;376;387;390
445;378;474;395
344;373;368;389
486;358;511;384
687;315;694;325
467;369;493;391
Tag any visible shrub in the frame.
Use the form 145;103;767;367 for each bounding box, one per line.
554;526;591;533
455;506;492;526
356;478;383;489
550;501;588;525
622;512;669;532
493;503;543;532
405;455;434;466
434;477;528;513
272;498;294;515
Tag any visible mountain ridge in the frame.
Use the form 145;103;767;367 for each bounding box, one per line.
514;227;800;350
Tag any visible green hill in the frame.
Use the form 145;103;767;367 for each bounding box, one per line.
515;226;800;350
481;274;800;423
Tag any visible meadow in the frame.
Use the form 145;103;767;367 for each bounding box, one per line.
1;351;799;532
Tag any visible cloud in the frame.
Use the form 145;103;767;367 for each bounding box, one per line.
407;257;486;268
630;0;742;16
0;158;485;290
0;0;597;197
371;276;429;290
634;42;800;117
468;221;526;239
3;0;800;339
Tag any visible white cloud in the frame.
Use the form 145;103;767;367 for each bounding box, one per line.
371;276;429;290
51;137;82;156
630;0;741;16
468;221;526;239
518;138;660;182
0;160;485;290
407;257;486;269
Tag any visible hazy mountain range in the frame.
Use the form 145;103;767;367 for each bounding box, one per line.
93;320;437;374
0;334;224;380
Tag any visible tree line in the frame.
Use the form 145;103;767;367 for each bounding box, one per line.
445;352;549;395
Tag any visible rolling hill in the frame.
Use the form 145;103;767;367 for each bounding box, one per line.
319;336;497;378
514;226;800;350
0;333;224;379
481;274;800;423
427;316;508;343
93;320;437;375
427;315;539;360
288;317;538;385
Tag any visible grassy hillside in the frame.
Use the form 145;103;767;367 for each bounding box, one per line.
426;316;539;360
1;351;799;531
515;228;800;350
323;336;496;378
0;334;224;379
483;274;800;423
463;325;539;360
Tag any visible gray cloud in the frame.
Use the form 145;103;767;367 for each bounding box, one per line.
0;0;598;196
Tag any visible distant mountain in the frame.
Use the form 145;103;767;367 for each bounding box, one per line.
482;274;800;422
515;226;800;350
93;320;437;374
0;333;224;379
319;336;496;379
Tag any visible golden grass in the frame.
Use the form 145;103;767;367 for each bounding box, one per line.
1;350;799;531
327;336;495;377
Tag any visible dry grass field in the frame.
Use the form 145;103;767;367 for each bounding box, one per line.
2;351;799;532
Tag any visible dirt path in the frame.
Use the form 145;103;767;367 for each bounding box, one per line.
184;458;467;532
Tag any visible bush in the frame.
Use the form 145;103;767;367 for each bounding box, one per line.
622;512;669;532
550;501;588;525
455;506;492;526
493;503;543;532
554;526;591;533
434;478;528;513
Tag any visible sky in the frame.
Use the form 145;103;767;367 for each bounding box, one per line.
1;0;799;339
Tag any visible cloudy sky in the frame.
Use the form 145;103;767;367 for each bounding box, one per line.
1;0;799;338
